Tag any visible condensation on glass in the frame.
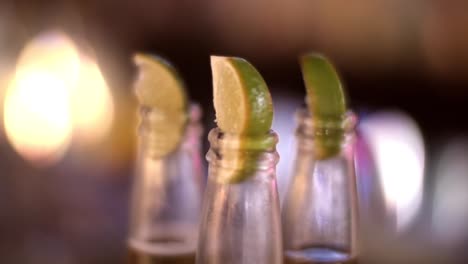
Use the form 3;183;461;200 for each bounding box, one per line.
282;109;359;264
196;128;283;264
128;104;204;264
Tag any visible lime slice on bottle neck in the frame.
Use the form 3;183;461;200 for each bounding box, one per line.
211;56;273;136
134;53;187;111
211;55;274;183
133;53;188;157
300;53;347;159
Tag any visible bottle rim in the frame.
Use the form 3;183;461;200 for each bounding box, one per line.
207;127;279;152
138;102;203;158
294;108;357;155
295;107;357;137
206;127;279;173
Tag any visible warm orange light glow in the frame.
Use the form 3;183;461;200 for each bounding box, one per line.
3;31;79;165
0;66;12;142
4;70;72;165
4;30;116;165
17;31;80;87
71;56;114;144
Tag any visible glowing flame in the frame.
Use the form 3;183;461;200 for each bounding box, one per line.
359;111;425;230
3;31;79;165
71;56;114;144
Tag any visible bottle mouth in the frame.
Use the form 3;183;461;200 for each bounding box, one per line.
295;108;357;138
207;128;278;152
140;103;202;124
295;108;357;156
187;103;203;124
139;103;202;158
206;128;279;176
184;103;204;147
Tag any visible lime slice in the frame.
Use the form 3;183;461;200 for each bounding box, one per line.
300;53;347;159
211;56;274;183
133;53;187;112
211;56;273;136
133;53;188;157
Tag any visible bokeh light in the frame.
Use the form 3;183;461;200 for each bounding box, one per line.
4;69;73;165
3;29;116;165
0;65;11;142
3;31;80;166
71;55;114;145
359;110;425;230
17;31;80;87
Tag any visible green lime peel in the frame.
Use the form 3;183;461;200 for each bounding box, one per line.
300;53;347;159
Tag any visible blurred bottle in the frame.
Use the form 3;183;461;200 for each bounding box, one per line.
282;109;359;264
196;128;283;264
128;104;204;264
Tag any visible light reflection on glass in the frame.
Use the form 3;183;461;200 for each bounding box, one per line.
359;110;425;230
432;138;468;245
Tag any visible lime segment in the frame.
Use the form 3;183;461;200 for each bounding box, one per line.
210;55;274;183
300;53;347;159
211;56;273;136
133;53;187;112
133;53;188;157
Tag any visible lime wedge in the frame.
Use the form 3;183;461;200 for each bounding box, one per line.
133;53;188;157
210;56;274;183
211;56;273;136
300;53;347;159
133;53;187;112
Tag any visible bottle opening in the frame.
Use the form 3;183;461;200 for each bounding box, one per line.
296;108;357;137
205;128;279;183
295;108;357;156
138;103;202;158
206;128;279;169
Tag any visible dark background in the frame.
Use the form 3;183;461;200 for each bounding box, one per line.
1;0;467;263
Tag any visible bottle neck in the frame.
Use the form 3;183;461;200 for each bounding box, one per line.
206;128;279;183
138;104;203;158
281;108;359;262
130;104;203;253
197;128;283;264
295;108;357;158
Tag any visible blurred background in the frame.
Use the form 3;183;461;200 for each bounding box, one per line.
1;0;468;263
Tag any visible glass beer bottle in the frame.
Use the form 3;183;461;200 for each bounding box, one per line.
282;109;359;264
196;128;283;264
128;104;204;264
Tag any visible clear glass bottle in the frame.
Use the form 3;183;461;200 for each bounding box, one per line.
282;108;359;264
128;104;204;264
196;128;283;264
